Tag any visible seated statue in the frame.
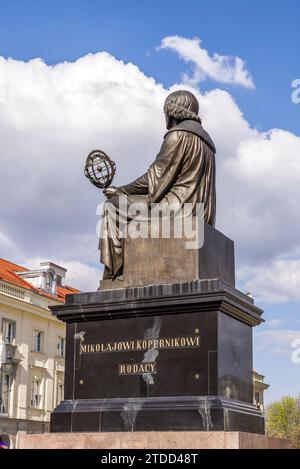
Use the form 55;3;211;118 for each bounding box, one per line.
99;90;216;281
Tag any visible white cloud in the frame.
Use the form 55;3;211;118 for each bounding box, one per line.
238;260;300;303
0;231;15;249
266;319;284;328
187;88;300;278
0;52;168;288
158;36;254;88
0;230;18;259
0;45;300;301
60;261;100;291
255;329;300;357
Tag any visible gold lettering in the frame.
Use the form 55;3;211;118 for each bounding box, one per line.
122;341;131;351
118;362;157;375
186;336;200;347
81;335;200;354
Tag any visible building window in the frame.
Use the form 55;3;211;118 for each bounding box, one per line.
33;330;44;352
56;382;64;405
57;337;65;358
2;319;15;344
30;379;41;408
46;272;54;290
0;374;11;415
56;275;62;287
255;391;262;410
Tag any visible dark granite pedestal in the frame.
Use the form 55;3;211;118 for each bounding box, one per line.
50;280;264;434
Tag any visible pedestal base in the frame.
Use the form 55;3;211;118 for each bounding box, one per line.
50;396;264;434
50;279;264;435
17;431;292;449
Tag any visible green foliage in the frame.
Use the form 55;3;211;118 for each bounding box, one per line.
266;395;300;448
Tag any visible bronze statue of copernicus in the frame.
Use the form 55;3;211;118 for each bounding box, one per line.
100;90;216;280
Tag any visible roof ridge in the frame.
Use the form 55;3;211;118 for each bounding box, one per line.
3;270;40;293
0;258;80;301
59;284;80;292
0;258;28;272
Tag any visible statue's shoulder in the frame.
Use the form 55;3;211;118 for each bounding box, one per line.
164;120;216;152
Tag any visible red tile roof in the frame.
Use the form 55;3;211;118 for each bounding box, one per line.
0;258;79;303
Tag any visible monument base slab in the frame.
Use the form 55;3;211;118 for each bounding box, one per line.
17;431;292;449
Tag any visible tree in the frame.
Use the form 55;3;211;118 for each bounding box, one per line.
266;395;300;448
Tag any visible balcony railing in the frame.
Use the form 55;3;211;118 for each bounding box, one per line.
0;281;26;301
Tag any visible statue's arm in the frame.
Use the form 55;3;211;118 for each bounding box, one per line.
119;172;149;195
147;131;185;203
117;131;184;198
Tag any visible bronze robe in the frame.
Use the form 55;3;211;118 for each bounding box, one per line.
100;119;216;277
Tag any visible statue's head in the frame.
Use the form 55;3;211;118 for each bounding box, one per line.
164;90;201;129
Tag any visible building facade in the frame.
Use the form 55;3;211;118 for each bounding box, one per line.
0;259;78;440
253;370;269;413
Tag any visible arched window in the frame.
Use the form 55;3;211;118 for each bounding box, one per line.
46;272;54;291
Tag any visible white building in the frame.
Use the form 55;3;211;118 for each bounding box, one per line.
0;258;78;440
253;370;269;412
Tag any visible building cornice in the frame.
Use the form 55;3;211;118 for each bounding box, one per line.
0;286;64;324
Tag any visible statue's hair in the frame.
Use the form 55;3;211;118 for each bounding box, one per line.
164;90;201;123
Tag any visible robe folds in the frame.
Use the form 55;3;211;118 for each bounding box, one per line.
100;119;216;278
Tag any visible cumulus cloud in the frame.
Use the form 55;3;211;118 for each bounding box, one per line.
265;318;284;328
255;329;300;357
189;88;300;276
238;260;300;303
0;52;168;289
158;36;254;88
0;45;300;298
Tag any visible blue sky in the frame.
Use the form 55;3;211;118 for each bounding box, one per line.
0;0;300;404
1;0;300;135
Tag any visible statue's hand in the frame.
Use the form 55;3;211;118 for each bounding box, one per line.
103;186;122;198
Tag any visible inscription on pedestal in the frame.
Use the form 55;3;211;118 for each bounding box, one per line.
119;362;157;375
79;334;200;376
79;335;200;354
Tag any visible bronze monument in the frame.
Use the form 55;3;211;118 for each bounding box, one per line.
49;89;264;435
100;90;216;280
